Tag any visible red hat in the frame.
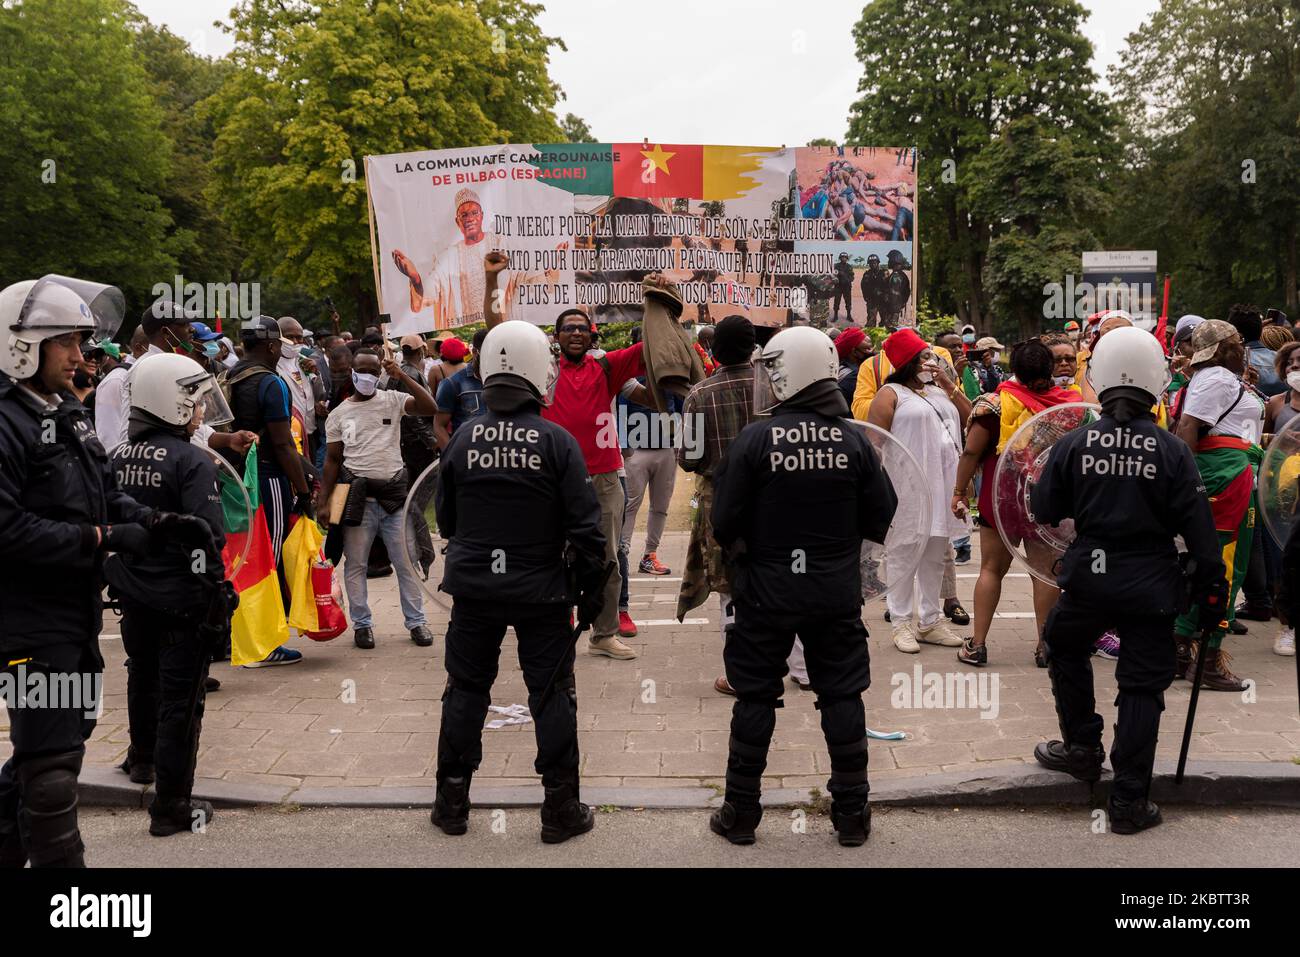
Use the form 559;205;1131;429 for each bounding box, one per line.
440;338;469;362
882;328;927;369
835;326;866;360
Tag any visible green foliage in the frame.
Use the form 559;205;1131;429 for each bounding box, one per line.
203;0;567;329
561;112;594;143
807;137;836;147
1108;0;1299;317
0;0;174;305
846;0;1114;333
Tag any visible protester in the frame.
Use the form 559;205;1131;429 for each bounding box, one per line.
1230;303;1285;397
935;330;981;402
867;328;971;652
318;350;435;649
834;325;871;406
393;334;439;578
434;331;485;449
694;325;718;375
1252;340;1300;657
619;329;680;580
952;339;1074;666
973;336;1006;393
1170;319;1263;691
223;315;311;668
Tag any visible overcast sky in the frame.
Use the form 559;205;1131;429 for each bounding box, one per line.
135;0;1161;144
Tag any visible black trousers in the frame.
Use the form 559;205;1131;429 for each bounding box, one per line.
1043;593;1174;803
0;641;100;867
120;601;210;805
722;601;871;813
437;599;578;789
832;283;853;320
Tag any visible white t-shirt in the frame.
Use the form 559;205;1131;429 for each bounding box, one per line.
1183;365;1265;443
324;389;409;480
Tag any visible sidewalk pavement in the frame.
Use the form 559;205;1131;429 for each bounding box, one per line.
5;532;1297;803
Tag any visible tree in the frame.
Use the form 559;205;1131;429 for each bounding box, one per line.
0;0;174;309
561;112;594;143
845;0;1114;331
1109;0;1299;316
204;0;568;327
807;137;836;147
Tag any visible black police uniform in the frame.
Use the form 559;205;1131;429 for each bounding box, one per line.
104;423;227;831
859;265;886;326
432;397;606;839
0;374;155;867
1029;405;1224;826
710;388;897;843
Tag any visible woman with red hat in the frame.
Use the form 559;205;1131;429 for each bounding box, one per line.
867;328;972;652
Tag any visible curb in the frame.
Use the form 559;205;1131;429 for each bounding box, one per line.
81;760;1300;811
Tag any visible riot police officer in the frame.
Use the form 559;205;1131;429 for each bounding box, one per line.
1029;327;1227;833
709;327;898;847
0;276;202;867
104;352;233;836
432;321;609;844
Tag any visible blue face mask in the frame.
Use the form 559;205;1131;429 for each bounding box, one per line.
962;333;976;344
202;341;221;358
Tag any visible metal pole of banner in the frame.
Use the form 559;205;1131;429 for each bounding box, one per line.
910;147;919;330
363;157;386;335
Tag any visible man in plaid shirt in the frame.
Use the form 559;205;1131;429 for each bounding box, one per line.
675;315;768;695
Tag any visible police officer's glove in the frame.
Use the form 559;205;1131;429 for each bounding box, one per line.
576;561;617;632
148;511;215;549
292;491;315;519
101;523;151;557
1196;577;1230;630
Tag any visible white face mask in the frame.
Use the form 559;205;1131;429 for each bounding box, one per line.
992;351;1002;363
917;370;935;384
1053;375;1073;387
1287;371;1300;393
280;342;302;360
352;371;379;396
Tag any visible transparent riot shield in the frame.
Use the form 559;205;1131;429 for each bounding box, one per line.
850;419;931;602
1258;417;1300;548
399;459;450;610
992;402;1101;585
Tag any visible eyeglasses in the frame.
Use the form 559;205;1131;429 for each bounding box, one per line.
559;324;589;335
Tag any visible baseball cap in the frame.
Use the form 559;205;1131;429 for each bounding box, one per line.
1188;319;1239;366
190;321;221;342
399;333;425;351
240;315;281;342
1173;314;1206;348
141;298;201;336
975;336;1005;352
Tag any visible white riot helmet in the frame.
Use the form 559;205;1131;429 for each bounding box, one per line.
479;320;559;404
128;352;233;427
755;325;839;412
0;275;124;380
1086;325;1170;403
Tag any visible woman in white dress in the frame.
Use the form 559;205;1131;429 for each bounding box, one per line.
868;328;972;652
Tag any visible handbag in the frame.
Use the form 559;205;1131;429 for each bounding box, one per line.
304;561;347;641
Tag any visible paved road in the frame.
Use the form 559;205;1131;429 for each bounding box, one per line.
78;805;1300;868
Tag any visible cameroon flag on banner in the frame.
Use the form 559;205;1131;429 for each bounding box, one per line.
219;449;289;666
613;143;704;199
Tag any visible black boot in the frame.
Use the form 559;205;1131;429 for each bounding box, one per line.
1033;740;1105;782
431;775;471;836
540;780;594;844
1107;797;1163;834
148;797;216;837
709;801;763;845
831;804;872;847
118;746;155;785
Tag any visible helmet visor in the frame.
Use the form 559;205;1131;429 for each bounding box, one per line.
16;275;125;341
540;355;560;406
182;371;234;428
753;349;782;415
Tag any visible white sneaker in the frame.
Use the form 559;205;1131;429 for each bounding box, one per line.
1275;628;1296;657
918;621;964;647
588;635;638;659
892;621;920;654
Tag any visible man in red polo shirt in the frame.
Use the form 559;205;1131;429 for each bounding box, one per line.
484;253;683;659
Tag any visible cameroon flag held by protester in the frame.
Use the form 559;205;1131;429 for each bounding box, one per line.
219;447;289;665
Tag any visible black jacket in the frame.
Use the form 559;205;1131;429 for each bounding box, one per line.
0;373;153;653
1029;412;1225;614
103;426;226;619
711;407;898;616
435;406;605;603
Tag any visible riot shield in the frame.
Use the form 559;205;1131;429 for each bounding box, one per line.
850;419;931;601
399;458;450;610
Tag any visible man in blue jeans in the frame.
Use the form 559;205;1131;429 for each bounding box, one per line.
318;351;437;648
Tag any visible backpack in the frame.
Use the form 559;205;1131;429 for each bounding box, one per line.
216;363;274;437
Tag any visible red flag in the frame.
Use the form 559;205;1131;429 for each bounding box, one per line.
1154;275;1171;354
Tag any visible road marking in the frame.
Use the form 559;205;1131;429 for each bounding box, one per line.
634;618;709;626
956;573;1029;579
993;612;1036;619
628;577;682;584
